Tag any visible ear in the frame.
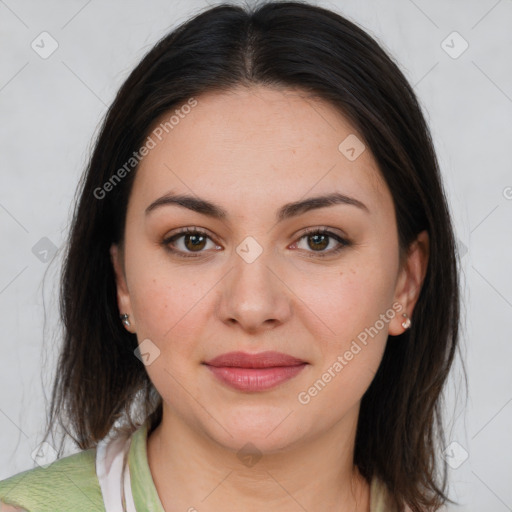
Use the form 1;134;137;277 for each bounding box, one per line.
388;230;429;336
110;243;136;332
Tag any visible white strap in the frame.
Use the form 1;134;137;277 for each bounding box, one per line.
96;433;137;512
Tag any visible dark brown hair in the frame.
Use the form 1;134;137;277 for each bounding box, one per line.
44;2;460;510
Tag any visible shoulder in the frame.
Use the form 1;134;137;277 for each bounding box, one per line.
0;448;105;512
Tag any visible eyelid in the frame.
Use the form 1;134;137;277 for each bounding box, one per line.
299;225;348;239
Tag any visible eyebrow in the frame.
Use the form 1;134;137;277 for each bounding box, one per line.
145;191;369;221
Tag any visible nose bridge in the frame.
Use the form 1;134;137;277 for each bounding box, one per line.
217;234;291;330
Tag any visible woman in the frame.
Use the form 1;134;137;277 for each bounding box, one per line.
0;1;460;511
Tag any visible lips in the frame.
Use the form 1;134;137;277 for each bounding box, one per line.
204;351;305;368
203;351;307;392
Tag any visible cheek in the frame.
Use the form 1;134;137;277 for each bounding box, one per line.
131;276;202;346
125;243;204;354
293;257;397;344
290;248;398;404
127;267;208;400
294;270;394;415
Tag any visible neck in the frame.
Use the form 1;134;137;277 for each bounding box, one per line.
147;404;370;512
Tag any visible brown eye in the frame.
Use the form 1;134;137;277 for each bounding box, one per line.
307;232;329;251
163;228;218;257
183;233;207;251
294;228;350;257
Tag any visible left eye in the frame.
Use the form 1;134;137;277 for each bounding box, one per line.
293;229;349;256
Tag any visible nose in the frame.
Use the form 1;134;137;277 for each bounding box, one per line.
215;244;293;334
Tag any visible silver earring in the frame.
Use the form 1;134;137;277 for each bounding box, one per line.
401;313;411;329
120;313;130;327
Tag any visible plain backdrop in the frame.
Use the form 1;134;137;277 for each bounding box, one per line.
1;0;511;510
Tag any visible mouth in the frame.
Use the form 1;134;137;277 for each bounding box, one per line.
203;350;306;368
202;351;308;392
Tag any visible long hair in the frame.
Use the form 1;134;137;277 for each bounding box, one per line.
44;2;460;510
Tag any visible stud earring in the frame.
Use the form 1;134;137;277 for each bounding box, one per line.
401;313;411;330
120;313;131;327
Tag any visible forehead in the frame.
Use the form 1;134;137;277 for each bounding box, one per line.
130;85;391;216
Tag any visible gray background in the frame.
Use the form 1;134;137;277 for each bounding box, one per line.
1;0;511;509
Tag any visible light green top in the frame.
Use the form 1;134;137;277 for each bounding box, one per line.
0;421;396;511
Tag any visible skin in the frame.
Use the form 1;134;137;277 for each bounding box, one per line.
110;85;429;512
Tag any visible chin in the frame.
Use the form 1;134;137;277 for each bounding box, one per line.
201;406;309;454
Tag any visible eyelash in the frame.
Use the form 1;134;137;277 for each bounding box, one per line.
162;226;351;259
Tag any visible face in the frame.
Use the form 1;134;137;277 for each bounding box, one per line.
111;85;428;453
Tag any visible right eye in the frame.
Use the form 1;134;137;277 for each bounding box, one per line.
162;227;221;258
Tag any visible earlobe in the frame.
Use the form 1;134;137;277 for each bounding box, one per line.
389;230;429;336
110;243;136;331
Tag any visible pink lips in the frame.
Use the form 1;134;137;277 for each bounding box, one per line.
203;351;307;392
